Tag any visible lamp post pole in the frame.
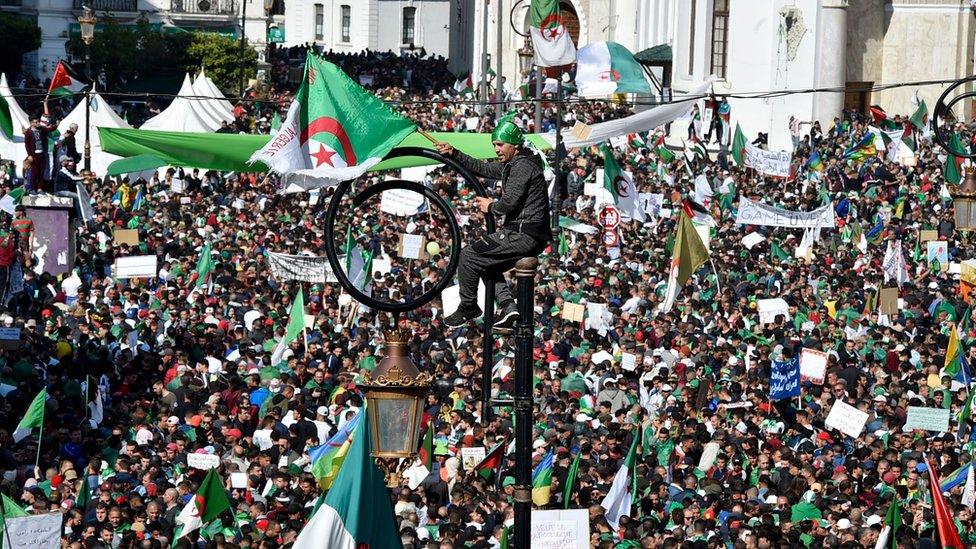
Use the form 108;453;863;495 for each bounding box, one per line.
79;5;96;174
239;0;247;98
512;256;538;549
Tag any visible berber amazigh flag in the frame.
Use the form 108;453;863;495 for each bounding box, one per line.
292;413;400;549
48;61;88;99
250;53;416;193
530;0;577;67
659;208;710;312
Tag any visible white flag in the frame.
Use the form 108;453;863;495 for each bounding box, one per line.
882;240;909;287
963;465;975;510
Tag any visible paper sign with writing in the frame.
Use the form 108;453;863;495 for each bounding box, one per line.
187;453;221;470
114;255;158;279
380;188;427;216
905;406;951;432
460;447;486;470
620;352;637;372
267;252;338;283
742;143;792;178
879;287;899;316
770;357;800;400
230;472;248;489
561;302;585;323
757;298;791;325
799;348;828;385
825;400;869;438
735;197;835;229
398;234;426;260
742;232;765;250
4;514;62;549
920;229;939;242
570;121;592;141
531;509;589;549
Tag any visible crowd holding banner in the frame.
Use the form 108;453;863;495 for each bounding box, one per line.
0;29;973;549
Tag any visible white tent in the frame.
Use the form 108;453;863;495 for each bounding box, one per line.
0;73;30;165
195;68;235;120
1;74;30;135
57;89;132;176
190;74;233;128
140;73;218;133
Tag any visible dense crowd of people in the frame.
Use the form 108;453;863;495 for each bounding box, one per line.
0;48;973;549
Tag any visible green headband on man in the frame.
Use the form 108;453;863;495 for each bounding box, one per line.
491;120;524;146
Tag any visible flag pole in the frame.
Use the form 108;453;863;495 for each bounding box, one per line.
1;493;13;549
301;284;309;359
34;414;43;471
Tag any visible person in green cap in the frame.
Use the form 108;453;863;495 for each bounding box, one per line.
435;116;551;331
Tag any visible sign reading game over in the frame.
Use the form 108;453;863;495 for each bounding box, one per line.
735;197;836;229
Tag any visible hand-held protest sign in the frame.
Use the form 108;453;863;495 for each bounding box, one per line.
825;400;869;438
905;406;951;432
770;357;800;400
742;144;792;178
799;348;828;385
735;197;835;229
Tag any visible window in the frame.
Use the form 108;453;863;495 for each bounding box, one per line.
402;7;416;44
687;0;696;75
314;4;324;41
341;5;351;42
710;0;729;79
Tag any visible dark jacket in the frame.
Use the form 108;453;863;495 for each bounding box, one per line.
449;148;552;242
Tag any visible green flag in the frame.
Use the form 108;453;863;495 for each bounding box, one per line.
909;100;928;131
270;111;281;132
946;133;966;185
75;473;92;510
13;388;46;442
271;291;307;365
190;242;213;290
877;499;902;549
0;94;13;140
249;53;417;190
563;449;581;509
173;469;232;543
558;230;570;256
0;491;28;547
770;242;791;262
790;501;822;522
731;123;747;167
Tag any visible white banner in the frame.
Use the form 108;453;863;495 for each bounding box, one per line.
267;252;337;283
114;255;158;279
531;510;589;549
742;143;792;177
4;514;62;549
757;298;790;325
825;400;869;438
799;348;828;385
187;453;220;470
380;187;427;216
735;197;836;229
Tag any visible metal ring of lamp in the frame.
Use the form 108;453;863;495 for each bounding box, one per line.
932;76;976;159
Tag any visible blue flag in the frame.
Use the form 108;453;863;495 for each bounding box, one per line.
770;357;800;400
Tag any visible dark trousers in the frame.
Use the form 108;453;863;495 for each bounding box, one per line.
457;229;541;308
28;154;45;192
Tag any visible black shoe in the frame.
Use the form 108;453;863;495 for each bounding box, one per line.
444;305;483;328
493;302;520;331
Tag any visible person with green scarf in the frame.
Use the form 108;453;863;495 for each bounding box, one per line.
435;116;552;331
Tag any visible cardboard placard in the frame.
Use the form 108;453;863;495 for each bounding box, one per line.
825;400;869;438
113;228;140;246
927;241;948;267
905;406;951;432
398;234;426;260
561;302;585;323
920;230;938;242
570;121;592;141
531;509;590;549
799;348;828;385
879;287;899;316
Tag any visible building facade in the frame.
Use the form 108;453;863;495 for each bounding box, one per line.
280;0;475;75
474;0;976;149
4;0;271;81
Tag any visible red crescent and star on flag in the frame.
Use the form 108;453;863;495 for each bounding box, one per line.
540;13;565;40
298;65;358;169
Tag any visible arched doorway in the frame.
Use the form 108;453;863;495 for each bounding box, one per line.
559;1;580;45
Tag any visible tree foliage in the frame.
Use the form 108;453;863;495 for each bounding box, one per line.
0;13;41;79
67;19;255;95
183;33;257;94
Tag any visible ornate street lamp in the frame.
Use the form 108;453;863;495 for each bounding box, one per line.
952;167;976;230
78;5;97;174
362;328;432;487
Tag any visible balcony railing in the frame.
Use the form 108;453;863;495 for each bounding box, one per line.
72;0;138;10
171;0;238;15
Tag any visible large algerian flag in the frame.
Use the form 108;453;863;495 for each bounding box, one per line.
249;53;416;193
173;469;231;543
659;209;709;313
601;434;637;531
48;61;87;99
600;144;645;222
575;42;650;98
530;0;577;67
12;388;46;443
292;412;400;549
946;133;966;185
909;99;929;132
271;291;307;365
